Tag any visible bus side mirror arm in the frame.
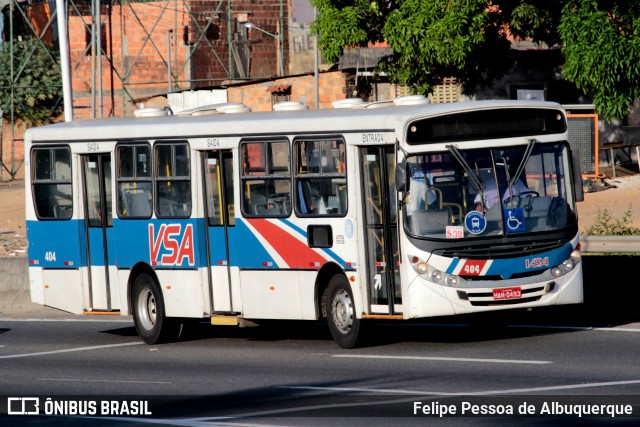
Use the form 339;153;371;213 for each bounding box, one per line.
395;161;407;193
395;139;409;193
571;149;584;202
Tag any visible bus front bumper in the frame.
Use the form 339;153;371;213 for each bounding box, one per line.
403;265;583;319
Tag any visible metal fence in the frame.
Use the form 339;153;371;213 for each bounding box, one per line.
580;235;640;253
567;114;599;177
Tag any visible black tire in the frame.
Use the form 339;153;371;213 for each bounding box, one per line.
326;274;367;349
131;273;180;344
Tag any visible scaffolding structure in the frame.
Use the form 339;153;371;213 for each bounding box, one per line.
0;0;286;180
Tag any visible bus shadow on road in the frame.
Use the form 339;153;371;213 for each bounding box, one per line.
581;254;640;325
100;255;640;347
100;319;335;344
367;254;640;346
99;326;139;337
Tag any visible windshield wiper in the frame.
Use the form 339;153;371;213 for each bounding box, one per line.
447;144;488;211
446;144;483;192
510;138;536;188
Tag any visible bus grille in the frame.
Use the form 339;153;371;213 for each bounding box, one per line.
469;296;542;306
463;270;545;281
434;238;566;260
465;286;545;306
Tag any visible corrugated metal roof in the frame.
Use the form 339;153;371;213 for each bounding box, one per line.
266;82;292;93
338;47;392;70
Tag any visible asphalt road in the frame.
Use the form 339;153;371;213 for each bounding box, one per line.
1;256;640;426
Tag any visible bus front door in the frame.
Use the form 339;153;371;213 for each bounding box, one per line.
360;146;401;314
81;154;117;312
202;150;239;313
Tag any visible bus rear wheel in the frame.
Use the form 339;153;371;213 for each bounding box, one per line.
326;275;366;349
132;273;180;344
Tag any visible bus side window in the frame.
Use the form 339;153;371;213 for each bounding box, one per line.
32;147;73;220
155;141;191;218
294;138;347;217
241;140;291;217
117;143;153;219
298;180;319;214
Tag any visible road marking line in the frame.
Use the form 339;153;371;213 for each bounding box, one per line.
4;318;640;330
101;416;280;426
102;379;640;424
40;378;170;384
331;354;551;364
288;385;445;395
479;379;640;395
286;379;640;396
376;322;640;333
0;317;132;323
508;324;640;332
0;342;143;359
149;379;640;422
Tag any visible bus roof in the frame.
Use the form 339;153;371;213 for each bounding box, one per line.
25;100;564;143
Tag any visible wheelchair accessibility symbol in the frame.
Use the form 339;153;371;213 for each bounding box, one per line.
464;211;487;235
504;207;526;232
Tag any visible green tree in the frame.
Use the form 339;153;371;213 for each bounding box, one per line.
558;0;640;120
381;0;512;96
0;38;62;124
312;0;513;96
312;0;640;120
500;0;565;47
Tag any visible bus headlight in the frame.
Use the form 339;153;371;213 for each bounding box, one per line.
417;262;429;275
550;249;580;278
562;259;574;271
409;255;460;286
446;275;459;287
570;249;581;263
430;270;443;283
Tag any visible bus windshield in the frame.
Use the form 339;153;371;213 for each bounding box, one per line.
403;142;577;239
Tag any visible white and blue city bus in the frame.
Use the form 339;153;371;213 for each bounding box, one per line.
25;97;584;348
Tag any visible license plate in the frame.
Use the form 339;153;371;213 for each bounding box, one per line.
492;287;522;300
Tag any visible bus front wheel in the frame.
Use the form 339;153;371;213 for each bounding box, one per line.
326;275;366;349
132;273;179;344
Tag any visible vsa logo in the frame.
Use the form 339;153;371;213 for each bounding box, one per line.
149;223;195;267
525;256;549;269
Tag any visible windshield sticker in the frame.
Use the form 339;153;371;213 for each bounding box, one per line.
504;207;526;232
464;211;486;234
446;226;464;239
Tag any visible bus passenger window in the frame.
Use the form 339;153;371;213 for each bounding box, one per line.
241;140;291;217
117;143;152;218
155;142;191;218
31;147;73;220
294;138;347;217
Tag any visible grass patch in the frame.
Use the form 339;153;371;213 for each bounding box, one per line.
583;208;640;236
